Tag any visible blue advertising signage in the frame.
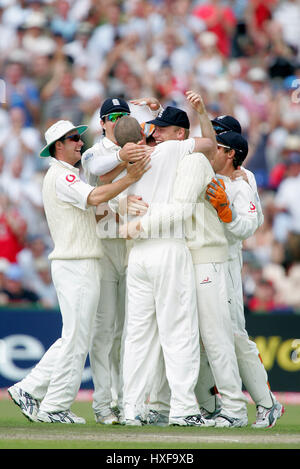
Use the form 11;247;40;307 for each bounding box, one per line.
0;308;93;389
0;308;299;392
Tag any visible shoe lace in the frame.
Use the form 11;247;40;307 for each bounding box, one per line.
54;410;75;423
185;414;204;424
21;392;39;413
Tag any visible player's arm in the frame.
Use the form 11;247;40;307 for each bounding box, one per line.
120;155;206;239
99;162;126;184
130;97;163;115
185;90;218;162
224;187;258;240
82;143;150;178
206;179;258;239
87;157;151;206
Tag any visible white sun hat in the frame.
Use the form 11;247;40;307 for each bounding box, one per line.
39;120;88;157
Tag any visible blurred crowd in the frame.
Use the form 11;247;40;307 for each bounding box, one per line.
0;0;300;312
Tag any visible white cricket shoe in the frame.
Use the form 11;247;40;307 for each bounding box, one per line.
95;411;119;425
169;414;215;427
200;405;222;420
37;409;86;424
8;385;40;422
251;401;285;429
147;410;169;427
214;414;248;428
124;418;143;426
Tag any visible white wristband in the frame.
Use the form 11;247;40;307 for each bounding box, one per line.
116;150;123;162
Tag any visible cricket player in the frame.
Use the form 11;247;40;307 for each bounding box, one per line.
7;120;149;423
205;129;284;428
117;103;218;427
81;97;158;424
126;93;249;428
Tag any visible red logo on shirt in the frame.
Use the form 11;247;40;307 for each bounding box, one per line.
249;202;256;212
200;277;212;285
66;174;76;183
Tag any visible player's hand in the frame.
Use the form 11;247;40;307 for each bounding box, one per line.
119;142;151;163
185;90;206;115
130;97;161;111
119;220;142;239
205;178;236;223
126;155;151;182
231;166;248;183
127;195;149;216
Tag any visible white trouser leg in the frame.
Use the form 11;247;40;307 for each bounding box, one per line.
30;259;101;413
194;262;247;419
195;343;218;413
227;256;273;408
19;339;62;401
122;252;161;420
90;239;126;415
147;350;171;417
110;271;126;407
89;278;117;415
123;240;200;420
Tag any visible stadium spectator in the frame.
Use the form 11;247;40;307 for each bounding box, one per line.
0;257;9;305
31;257;58;309
1;263;40;305
50;0;78;42
4;59;40;127
0;0;298;312
192;0;237;57
0;194;27;264
0;106;42;181
17;234;51;292
42;69;85;128
247;278;280;313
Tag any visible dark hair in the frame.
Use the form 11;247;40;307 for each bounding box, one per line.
49;142;56;158
233;149;247;169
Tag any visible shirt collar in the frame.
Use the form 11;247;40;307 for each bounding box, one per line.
49;157;80;175
102;136;120;150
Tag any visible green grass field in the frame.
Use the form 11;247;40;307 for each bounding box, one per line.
1;398;300;450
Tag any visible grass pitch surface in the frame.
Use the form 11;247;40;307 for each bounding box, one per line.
0;399;300;450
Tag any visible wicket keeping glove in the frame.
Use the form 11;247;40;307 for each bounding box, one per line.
205;178;236;223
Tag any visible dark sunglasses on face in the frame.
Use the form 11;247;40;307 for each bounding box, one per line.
104;112;129;122
61;134;81;142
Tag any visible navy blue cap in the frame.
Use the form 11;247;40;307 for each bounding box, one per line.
217;131;248;158
211;115;242;134
100;98;130;119
147;106;190;129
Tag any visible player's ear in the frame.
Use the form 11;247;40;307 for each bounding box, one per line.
228;149;235;160
177;127;185;140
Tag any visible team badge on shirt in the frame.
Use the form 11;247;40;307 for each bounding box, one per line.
83;152;93;162
200;277;212;285
65;174;79;186
248;201;256;213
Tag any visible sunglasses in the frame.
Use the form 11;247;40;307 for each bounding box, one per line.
61;134;81;142
104;112;129;122
217;143;231;150
213;124;227;134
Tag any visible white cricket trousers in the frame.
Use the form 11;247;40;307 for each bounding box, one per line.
122;239;200;420
226;254;273;408
89;238;126;415
18;259;102;412
194;262;248;419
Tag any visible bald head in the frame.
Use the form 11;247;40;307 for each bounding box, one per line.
114;115;143;147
